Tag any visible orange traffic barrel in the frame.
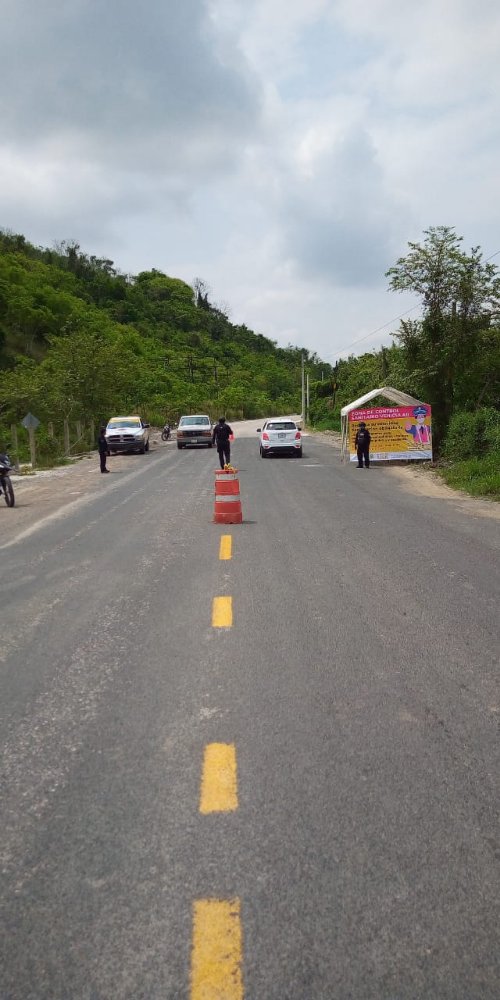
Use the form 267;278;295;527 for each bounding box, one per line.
214;468;243;524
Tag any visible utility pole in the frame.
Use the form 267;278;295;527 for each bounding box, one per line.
213;358;219;402
301;353;305;426
306;373;310;425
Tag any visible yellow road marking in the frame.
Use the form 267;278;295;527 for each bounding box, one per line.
191;899;243;1000
200;743;238;814
212;596;232;627
219;535;232;560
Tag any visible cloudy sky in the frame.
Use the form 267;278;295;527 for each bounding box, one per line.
1;0;499;362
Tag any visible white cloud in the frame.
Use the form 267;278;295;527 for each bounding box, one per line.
1;0;499;359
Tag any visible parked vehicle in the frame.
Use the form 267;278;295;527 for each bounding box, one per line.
0;453;15;506
176;414;213;449
161;423;171;441
257;419;302;457
105;416;150;454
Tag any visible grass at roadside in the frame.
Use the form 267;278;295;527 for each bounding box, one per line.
438;453;500;500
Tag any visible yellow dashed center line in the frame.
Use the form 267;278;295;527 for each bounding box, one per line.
219;535;232;560
191;898;243;1000
200;743;238;814
212;595;233;627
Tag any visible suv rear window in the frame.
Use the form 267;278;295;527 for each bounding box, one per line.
266;422;296;430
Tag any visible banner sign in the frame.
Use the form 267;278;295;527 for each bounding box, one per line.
348;404;432;462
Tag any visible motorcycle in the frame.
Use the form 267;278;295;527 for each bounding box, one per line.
161;423;171;442
0;453;15;507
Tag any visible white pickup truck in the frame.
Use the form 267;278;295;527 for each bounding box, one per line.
176;414;213;449
105;416;150;454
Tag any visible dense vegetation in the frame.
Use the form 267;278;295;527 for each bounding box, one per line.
1;225;498;496
309;227;500;497
0;230;329;461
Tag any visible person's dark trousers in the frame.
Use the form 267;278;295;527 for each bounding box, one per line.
217;444;230;469
357;446;370;468
100;452;108;473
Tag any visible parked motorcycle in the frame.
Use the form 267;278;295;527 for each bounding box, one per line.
161;423;171;442
0;453;15;507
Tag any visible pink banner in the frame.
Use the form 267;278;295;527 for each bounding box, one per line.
348;405;431;421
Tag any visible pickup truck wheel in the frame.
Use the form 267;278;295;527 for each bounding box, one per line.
139;445;145;454
177;443;183;450
145;440;150;452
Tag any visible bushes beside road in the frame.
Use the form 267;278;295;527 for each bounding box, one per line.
439;408;500;499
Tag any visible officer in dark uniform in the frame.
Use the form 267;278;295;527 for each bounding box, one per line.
212;417;233;469
354;421;371;468
98;426;110;473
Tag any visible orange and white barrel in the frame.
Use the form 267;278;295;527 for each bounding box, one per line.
214;469;243;524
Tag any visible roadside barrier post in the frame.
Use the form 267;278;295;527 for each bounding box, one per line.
10;424;19;471
28;428;36;468
64;419;70;456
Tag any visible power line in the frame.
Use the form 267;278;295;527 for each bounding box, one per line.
324;247;500;364
322;305;420;363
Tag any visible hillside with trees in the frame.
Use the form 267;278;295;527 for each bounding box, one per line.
0;230;329;461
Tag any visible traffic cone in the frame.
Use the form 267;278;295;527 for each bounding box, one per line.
214;468;243;524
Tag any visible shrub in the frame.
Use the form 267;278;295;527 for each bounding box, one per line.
440;453;500;499
443;408;500;461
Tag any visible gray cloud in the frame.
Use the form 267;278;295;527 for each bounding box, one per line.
1;0;498;355
280;125;407;286
1;0;261;172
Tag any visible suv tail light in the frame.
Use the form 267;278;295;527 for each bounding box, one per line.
262;432;270;440
295;432;301;439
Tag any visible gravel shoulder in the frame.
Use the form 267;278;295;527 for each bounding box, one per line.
1;433;168;544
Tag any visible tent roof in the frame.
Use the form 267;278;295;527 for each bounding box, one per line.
340;386;424;416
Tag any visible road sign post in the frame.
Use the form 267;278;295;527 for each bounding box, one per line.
21;413;40;469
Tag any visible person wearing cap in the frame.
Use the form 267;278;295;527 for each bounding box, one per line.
354;421;371;468
405;406;431;448
98;426;110;473
212;416;234;469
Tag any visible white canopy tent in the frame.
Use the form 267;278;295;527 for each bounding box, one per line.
340;386;425;461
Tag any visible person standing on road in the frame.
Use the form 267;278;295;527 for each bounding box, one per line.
98;426;110;473
212;417;233;469
354;421;371;468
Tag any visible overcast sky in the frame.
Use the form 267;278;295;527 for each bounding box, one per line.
1;0;499;362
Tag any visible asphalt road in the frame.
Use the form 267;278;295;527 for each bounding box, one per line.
1;426;499;999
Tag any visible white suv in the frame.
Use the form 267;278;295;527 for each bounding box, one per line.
257;418;302;457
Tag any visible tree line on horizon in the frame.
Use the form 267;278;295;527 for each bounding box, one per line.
0;230;329;461
0;225;498;470
310;227;499;457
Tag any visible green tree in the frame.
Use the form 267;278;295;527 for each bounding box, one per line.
386;226;500;443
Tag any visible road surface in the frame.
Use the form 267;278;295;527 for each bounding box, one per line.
1;424;499;999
